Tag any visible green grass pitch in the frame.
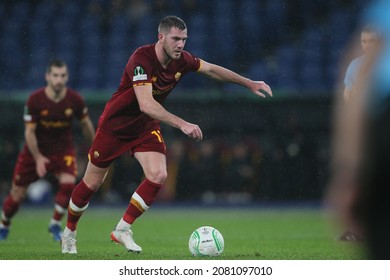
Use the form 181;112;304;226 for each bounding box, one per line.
0;207;362;260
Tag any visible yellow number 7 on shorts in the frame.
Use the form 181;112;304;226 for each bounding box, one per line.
151;130;164;143
64;155;75;167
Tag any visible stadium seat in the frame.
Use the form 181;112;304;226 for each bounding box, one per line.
211;17;236;68
0;2;4;18
300;64;325;92
273;46;299;90
103;50;129;89
10;1;30;19
79;65;102;90
62;1;81;17
35;1;55;19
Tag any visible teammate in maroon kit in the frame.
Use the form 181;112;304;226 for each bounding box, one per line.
61;16;272;254
0;60;95;241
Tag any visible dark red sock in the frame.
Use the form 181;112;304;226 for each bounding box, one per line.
2;195;20;226
123;179;162;224
53;183;75;221
66;180;95;231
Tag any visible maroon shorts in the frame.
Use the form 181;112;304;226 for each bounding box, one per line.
13;147;77;186
88;128;166;168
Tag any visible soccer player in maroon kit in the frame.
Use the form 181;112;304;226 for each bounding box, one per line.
61;16;272;254
0;60;95;241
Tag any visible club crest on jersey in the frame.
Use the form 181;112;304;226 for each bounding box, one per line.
133;66;147;82
65;108;73;117
175;72;182;81
93;151;100;158
40;109;49;116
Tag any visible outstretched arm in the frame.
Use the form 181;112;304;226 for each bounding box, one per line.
134;85;203;141
197;60;272;98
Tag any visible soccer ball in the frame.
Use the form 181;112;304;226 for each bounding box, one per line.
189;226;224;256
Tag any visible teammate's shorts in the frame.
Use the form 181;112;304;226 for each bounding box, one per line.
13;147;77;187
88;127;167;168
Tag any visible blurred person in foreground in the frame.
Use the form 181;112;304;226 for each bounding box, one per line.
338;25;380;242
328;0;390;259
0;60;95;241
61;16;272;254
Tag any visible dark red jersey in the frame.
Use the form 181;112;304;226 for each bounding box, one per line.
98;44;201;139
23;88;88;155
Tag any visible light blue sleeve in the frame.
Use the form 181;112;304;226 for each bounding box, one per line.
344;60;356;90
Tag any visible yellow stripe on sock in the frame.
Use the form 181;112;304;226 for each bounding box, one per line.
130;197;145;213
68;206;84;216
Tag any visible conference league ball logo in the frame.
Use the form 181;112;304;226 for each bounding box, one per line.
133;66;147;82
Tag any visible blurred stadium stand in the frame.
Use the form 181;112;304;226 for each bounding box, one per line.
0;0;365;93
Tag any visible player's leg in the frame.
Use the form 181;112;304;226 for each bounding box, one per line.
66;162;109;231
1;152;37;240
0;184;28;240
122;151;167;223
62;130;122;253
62;162;109;253
111;151;167;252
49;172;76;241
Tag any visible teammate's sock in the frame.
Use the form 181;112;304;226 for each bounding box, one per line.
1;195;20;226
66;180;95;231
52;204;66;222
1;211;10;228
122;179;162;224
53;183;75;222
0;221;8;229
49;218;61;226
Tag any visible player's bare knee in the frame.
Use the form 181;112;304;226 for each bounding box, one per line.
57;173;76;185
82;177;102;191
10;186;27;202
147;169;167;185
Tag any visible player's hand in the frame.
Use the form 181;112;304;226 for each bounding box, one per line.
181;122;203;141
247;81;272;98
35;155;50;177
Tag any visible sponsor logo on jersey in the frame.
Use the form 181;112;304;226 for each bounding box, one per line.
152;86;174;96
174;72;182;81
40;109;49;116
40;120;70;128
65;108;73;117
133;66;147;81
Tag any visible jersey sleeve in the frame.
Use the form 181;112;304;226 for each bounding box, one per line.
344;60;356;90
182;51;202;74
23;95;39;124
73;93;89;120
126;50;154;87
